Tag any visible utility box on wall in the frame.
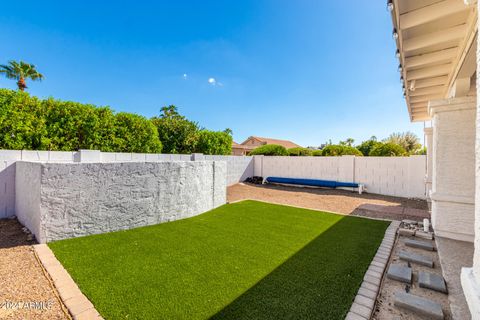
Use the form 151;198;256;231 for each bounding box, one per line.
15;161;227;243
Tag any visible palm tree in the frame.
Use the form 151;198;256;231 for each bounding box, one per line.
0;60;44;91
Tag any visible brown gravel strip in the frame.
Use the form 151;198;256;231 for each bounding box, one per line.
0;219;69;320
228;183;429;221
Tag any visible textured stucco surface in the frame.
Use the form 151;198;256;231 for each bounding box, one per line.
0;150;250;219
15;161;226;243
430;97;476;242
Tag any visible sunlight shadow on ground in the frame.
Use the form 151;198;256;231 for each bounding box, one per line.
210;216;388;320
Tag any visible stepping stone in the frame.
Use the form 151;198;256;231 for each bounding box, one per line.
398;250;434;268
394;292;444;320
399;228;415;236
402;219;417;225
405;239;435;251
419;271;448;293
387;264;412;284
415;231;434;240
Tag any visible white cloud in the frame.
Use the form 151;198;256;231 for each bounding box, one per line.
208;77;223;86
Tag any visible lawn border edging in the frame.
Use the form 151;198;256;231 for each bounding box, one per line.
345;220;400;320
33;244;104;320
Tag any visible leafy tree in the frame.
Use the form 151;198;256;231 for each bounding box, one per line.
321;145;363;156
369;142;406;156
384;131;421;154
195;130;232;155
0;61;44;91
248;144;289;156
357;138;381;156
114;113;162;153
312;150;323;156
287;147;313;156
151;105;199;154
339;138;355;146
415;146;427;155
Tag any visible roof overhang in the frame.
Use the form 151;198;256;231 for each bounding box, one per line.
389;0;478;122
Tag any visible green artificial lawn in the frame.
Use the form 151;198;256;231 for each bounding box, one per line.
48;200;389;320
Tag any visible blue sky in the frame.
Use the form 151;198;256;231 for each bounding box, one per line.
0;1;424;147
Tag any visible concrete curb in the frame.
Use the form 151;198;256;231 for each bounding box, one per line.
33;244;104;320
345;220;401;320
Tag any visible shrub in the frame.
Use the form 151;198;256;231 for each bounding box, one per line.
195;130;232;155
287;147;313;156
114;113;162;153
151;105;199;154
248;144;288;156
357;139;381;156
321;145;363;156
43;98;117;151
415;147;427;155
369;142;406;156
312;150;323;156
0;89;162;152
0;89;48;150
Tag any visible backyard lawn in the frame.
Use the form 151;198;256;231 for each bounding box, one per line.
48;200;389;320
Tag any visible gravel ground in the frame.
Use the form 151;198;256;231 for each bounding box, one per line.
373;231;452;320
0;219;69;320
228;183;429;221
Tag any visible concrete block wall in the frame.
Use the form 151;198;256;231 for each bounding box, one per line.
203;155;254;185
0;150;253;218
255;155;427;199
15;161;226;243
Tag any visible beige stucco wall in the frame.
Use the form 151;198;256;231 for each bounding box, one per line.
430;97;476;242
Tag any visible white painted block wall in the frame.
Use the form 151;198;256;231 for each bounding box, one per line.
255;155;426;199
15;161;226;243
0;150;254;218
1;149;427;220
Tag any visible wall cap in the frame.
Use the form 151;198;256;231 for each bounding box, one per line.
430;192;475;205
428;97;476;117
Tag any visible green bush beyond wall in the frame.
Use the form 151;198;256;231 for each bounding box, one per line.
320;145;363;156
0;89;162;152
248;144;289;156
287;147;313;156
0;89;233;154
369;142;406;156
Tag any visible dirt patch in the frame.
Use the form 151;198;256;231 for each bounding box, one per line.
228;183;429;221
0;219;69;320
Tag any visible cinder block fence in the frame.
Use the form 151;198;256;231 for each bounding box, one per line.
1;150;427;242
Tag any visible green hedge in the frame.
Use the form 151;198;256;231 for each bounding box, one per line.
0;89;162;152
248;144;288;156
321;145;363;156
195;130;232;155
369;143;406;156
287;147;313;156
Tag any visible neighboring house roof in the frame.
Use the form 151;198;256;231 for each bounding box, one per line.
242;136;302;149
232;141;251;150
